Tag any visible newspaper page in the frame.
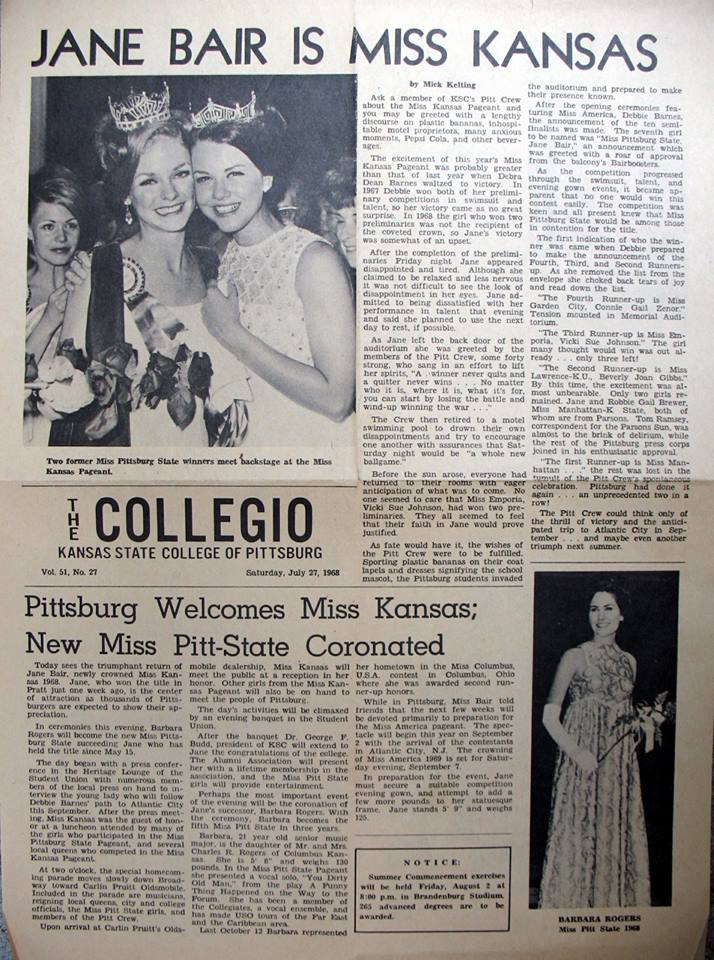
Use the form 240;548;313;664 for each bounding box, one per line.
0;0;712;959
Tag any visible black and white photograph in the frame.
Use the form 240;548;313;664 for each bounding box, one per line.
529;570;678;909
24;75;357;449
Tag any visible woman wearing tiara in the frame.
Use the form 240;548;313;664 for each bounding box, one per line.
52;84;250;446
190;94;355;449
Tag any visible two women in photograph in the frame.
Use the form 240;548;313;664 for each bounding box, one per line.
27;84;355;448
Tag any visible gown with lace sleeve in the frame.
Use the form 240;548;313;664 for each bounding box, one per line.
539;640;650;908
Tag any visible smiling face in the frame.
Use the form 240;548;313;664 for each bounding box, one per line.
129;135;194;234
326;204;357;267
191;140;273;237
589;591;623;643
28;201;80;267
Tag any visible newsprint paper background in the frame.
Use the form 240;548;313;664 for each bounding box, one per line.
0;0;713;959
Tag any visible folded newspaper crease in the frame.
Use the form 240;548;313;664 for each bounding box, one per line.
1;0;712;958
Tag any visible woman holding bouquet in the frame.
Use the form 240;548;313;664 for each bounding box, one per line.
25;165;89;444
190;96;355;449
538;581;651;908
52;84;250;446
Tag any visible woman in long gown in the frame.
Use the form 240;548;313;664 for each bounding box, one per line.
54;85;249;447
539;585;650;908
189;97;355;449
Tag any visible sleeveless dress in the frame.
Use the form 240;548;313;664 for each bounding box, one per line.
218;225;354;450
539;641;650;908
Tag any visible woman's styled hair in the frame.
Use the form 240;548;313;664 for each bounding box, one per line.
94;112;192;232
28;164;90;268
193;106;289;205
28;163;88;232
589;577;631;616
320;155;356;211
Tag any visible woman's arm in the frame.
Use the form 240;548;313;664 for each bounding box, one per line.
202;241;355;422
542;648;597;772
57;254;93;351
25;284;69;364
26;252;92;363
625;650;637;681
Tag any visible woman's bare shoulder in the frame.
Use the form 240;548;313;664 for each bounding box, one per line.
560;646;587;671
545;646;586;705
296;235;341;271
295;237;351;300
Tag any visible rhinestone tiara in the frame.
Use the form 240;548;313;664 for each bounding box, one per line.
108;82;171;132
190;91;257;129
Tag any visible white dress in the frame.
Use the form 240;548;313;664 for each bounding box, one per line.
218;225;354;450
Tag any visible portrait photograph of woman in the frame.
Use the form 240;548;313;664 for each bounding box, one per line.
23;75;356;451
529;570;678;910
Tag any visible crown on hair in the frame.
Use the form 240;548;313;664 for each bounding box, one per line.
190;91;257;129
108;82;171;132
